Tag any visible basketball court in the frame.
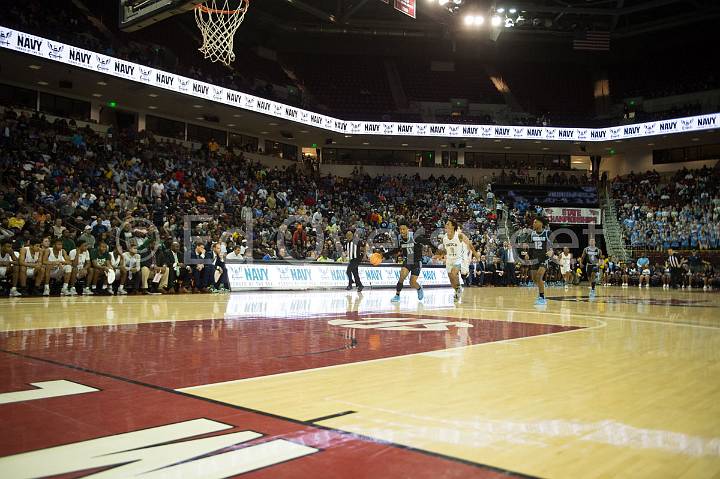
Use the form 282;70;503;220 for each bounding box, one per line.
1;286;719;478
1;0;719;477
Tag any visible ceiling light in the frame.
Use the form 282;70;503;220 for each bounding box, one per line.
193;104;203;108
491;15;502;27
148;93;158;98
195;117;204;120
542;147;550;151
92;93;102;97
97;81;107;86
453;0;462;4
439;0;450;5
533;140;542;144
475;15;485;25
401;143;409;146
503;146;511;149
509;8;517;14
228;123;235;127
691;137;699;141
440;144;448;147
362;142;369;145
28;65;41;70
299;130;308;133
466;145;472;148
260;131;269;134
344;135;352;138
269;122;278;126
647;143;655;146
493;139;502;143
232;114;242;118
464;15;474;26
37;81;48;86
148;106;158;110
497;7;505;14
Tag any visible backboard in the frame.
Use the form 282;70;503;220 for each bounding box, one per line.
119;0;202;32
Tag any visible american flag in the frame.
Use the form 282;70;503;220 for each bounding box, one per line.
573;31;610;51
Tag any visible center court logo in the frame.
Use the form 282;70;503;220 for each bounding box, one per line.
328;317;472;331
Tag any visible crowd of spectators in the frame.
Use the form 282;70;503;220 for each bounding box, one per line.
0;106;511;296
612;166;720;251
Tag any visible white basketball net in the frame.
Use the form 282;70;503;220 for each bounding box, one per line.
195;0;250;66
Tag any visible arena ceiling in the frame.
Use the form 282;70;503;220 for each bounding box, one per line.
230;0;719;40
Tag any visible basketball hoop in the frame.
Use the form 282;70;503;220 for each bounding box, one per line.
194;0;250;66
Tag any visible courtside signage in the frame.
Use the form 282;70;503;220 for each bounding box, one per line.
2;26;718;142
226;263;450;290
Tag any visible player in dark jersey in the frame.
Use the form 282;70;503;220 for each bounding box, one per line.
529;216;554;305
580;238;602;298
390;222;430;303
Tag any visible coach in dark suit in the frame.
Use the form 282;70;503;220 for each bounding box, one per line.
501;241;517;286
190;243;213;292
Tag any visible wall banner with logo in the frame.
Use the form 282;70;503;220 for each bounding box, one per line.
1;26;718;142
543;207;602;224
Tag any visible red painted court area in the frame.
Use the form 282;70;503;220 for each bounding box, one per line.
0;313;581;389
0;312;581;478
0;353;517;478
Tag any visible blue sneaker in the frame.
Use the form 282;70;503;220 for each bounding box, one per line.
417;287;424;301
390;294;401;303
589;289;596;300
534;297;547;305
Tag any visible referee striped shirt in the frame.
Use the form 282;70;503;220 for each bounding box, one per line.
668;255;680;268
345;241;360;260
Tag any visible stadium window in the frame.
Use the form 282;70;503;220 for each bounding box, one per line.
0;83;37;110
229;133;258;152
146;115;185;140
263;140;298;160
39;92;90;121
187;123;227;145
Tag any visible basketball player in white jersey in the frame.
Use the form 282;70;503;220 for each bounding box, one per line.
0;241;20;296
560;247;573;290
441;219;478;302
68;240;92;296
458;239;475;288
42;238;72;296
17;238;45;295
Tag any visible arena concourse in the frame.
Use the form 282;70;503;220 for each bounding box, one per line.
0;1;719;478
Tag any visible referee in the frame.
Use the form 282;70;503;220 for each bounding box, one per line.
667;248;682;289
344;230;365;292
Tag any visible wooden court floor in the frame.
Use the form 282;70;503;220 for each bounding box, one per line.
0;286;719;478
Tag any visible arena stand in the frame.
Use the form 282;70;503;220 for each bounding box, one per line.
0;105;516;295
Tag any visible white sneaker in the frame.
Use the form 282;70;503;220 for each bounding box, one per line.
9;288;21;297
703;286;708;291
43;285;50;296
118;287;127;295
681;285;685;289
638;284;642;288
645;284;649;288
83;289;94;296
688;285;692;289
69;287;78;296
106;287;114;296
61;287;70;296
